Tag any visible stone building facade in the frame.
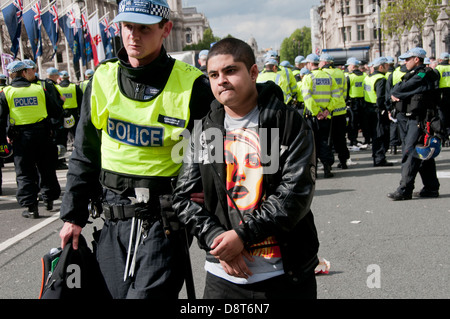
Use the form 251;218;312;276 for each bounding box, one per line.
311;0;450;64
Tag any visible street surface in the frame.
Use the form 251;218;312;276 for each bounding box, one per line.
1;143;450;299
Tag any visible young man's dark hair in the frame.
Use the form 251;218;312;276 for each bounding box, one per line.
207;37;256;71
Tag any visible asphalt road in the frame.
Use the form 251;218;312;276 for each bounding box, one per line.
1;143;450;300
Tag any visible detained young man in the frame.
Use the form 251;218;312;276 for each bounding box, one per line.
173;38;320;299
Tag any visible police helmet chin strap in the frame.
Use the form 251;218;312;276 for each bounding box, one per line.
123;188;149;281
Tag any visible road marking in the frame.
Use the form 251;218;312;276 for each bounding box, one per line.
437;171;450;178
0;212;60;253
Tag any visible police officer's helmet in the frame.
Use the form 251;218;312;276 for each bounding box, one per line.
415;136;442;160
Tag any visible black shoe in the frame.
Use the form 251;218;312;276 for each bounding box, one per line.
338;162;348;169
413;190;439;198
44;200;53;211
22;204;39;219
374;160;393;167
324;164;334;178
387;191;412;201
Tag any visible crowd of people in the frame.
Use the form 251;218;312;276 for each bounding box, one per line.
0;0;447;301
0;62;93;217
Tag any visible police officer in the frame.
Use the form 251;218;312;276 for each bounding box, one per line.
0;61;62;218
320;54;350;169
79;69;94;93
435;52;450;142
264;50;298;106
292;55;305;82
363;57;393;167
387;48;442;200
257;58;288;92
197;49;208;76
301;53;339;178
386;58;408;154
59;0;214;299
346;57;366;146
55;70;83;147
295;67;311;115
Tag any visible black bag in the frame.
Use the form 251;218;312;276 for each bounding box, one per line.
39;235;111;299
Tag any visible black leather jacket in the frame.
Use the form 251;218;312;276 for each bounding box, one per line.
172;81;320;283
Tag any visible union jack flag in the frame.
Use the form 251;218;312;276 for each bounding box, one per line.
101;17;111;38
14;0;23;23
111;22;120;37
32;1;42;27
67;9;77;36
49;3;58;30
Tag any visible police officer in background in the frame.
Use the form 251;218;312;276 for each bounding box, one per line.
301;53;339;178
0;61;62;218
363;57;393;167
55;70;83;147
346;57;366;146
79;69;94;93
197;49;208;76
59;0;214;299
435;52;450;142
388;48;442;200
320;54;350;169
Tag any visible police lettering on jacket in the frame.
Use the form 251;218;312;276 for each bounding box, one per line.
107;118;164;147
14;96;38;107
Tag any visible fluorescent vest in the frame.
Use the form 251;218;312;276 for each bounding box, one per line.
56;83;78;109
322;67;347;115
79;80;89;93
436;64;450;88
348;72;365;98
257;71;281;86
91;60;202;177
364;73;385;104
3;83;47;125
301;69;335;116
392;67;406;86
278;66;298;104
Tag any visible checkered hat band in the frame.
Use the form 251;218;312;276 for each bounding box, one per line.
120;3;170;20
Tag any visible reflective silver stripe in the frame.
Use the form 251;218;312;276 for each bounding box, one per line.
333;106;347;113
315;98;331;103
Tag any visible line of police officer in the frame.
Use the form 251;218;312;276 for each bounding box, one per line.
0;60;87;218
258;48;446;194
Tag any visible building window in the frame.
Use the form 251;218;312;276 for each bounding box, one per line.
341;26;352;43
356;0;364;14
357;24;365;41
344;0;350;14
185;27;192;44
373;27;378;40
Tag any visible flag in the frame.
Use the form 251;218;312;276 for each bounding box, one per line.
59;11;79;64
23;0;43;60
2;0;24;58
81;13;93;64
88;13;105;65
99;17;113;59
41;2;59;55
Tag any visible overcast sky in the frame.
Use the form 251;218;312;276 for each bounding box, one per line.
183;0;321;51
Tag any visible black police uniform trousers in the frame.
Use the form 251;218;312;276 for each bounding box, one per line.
347;97;365;144
438;87;450;137
331;113;350;164
13;124;60;207
96;189;185;299
395;114;440;195
304;116;335;167
366;106;389;165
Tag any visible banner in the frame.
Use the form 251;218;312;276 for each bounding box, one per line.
41;2;59;55
1;53;14;77
88;12;105;66
23;0;43;60
2;0;24;58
